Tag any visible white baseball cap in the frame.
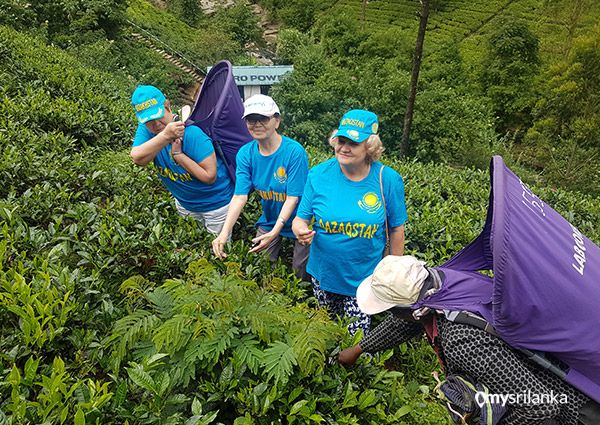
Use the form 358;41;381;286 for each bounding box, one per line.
356;255;429;315
242;94;280;118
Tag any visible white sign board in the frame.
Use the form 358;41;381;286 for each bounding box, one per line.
207;65;294;86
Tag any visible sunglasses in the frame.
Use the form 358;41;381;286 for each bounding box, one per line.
245;115;272;126
336;137;361;147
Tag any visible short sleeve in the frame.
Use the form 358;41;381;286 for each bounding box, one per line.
234;145;253;195
296;170;315;220
384;167;408;228
132;123;153;147
285;145;309;197
182;126;214;163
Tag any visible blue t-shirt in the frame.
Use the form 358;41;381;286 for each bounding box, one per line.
297;159;408;296
133;124;233;212
234;136;309;238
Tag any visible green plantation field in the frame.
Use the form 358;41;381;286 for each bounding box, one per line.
329;0;600;63
2;21;600;424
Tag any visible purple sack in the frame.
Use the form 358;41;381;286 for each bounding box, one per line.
438;156;600;403
185;60;253;181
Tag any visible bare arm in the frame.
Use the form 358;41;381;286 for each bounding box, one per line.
172;137;217;184
249;196;300;253
130;121;185;166
212;194;248;258
389;224;405;256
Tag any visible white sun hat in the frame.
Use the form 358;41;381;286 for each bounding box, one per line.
356;255;429;315
242;94;280;118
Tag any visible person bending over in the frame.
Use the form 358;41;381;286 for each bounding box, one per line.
130;85;233;235
340;255;597;425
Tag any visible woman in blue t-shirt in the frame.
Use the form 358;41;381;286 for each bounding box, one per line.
292;109;408;335
212;95;310;279
130;85;234;235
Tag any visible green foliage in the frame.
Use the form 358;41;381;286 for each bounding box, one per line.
1;0;128;45
107;259;450;423
357;27;414;63
411;83;502;169
4;357;113;424
258;0;335;31
0;0;35;30
0;263;76;351
166;0;202;26
67;38;195;104
522;26;600;194
127;0;243;68
479;19;541;133
279;0;335;33
275;28;314;64
528;29;600;149
0;26;133;152
1;7;600;424
314;10;368;64
211;1;262;47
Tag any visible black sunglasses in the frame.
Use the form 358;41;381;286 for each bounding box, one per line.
336;137;360;147
245;115;272;126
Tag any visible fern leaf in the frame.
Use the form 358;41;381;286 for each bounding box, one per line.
232;335;264;375
183;340;213;365
146;287;175;319
111;310;160;371
262;341;297;385
291;332;327;376
119;275;152;300
126;365;156;394
246;306;286;343
152;314;192;354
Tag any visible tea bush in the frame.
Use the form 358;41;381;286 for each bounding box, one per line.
1;20;600;425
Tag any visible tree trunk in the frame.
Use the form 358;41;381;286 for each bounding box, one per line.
361;0;368;31
401;0;430;157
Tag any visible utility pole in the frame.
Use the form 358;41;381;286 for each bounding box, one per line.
401;0;430;157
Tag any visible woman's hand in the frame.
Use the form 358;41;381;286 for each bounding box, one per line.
212;233;229;259
296;227;315;246
249;231;277;253
338;344;364;367
171;138;183;163
163;121;185;140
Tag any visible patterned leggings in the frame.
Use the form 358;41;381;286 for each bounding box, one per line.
311;278;371;335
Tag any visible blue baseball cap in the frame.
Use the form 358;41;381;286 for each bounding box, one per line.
332;109;379;143
131;85;166;124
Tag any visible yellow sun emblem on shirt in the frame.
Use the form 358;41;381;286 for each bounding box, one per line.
358;192;382;214
274;166;288;183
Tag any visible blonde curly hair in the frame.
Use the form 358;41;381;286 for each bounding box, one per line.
329;132;385;164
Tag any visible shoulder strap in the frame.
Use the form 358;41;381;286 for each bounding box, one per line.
379;165;389;251
444;310;498;336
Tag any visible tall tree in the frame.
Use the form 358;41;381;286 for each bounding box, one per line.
401;0;430;157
